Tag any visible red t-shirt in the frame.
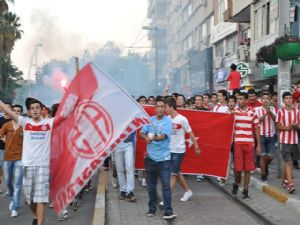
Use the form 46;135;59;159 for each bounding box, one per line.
227;70;241;90
247;100;262;108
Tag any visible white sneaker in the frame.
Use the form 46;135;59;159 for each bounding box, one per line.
11;210;18;218
59;209;68;221
9;201;13;211
141;178;147;187
180;190;193;201
159;201;164;206
218;179;226;187
111;177;118;188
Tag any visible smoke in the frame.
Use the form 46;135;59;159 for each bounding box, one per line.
42;68;69;92
25;9;100;62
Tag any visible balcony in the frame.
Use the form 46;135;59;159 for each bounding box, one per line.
224;0;251;23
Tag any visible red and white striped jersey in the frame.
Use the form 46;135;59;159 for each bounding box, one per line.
234;107;259;143
276;107;300;144
255;106;276;137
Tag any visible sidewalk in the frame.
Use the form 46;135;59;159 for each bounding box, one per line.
249;158;300;210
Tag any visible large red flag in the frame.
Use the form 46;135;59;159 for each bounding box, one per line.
50;64;151;213
135;106;234;178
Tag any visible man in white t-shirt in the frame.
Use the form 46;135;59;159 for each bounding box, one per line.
213;89;229;113
165;98;200;202
0;99;53;225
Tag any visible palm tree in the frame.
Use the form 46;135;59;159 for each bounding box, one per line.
0;0;14;15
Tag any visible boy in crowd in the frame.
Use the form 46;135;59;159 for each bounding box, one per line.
276;92;300;194
232;93;262;199
0;105;24;218
140;98;176;220
165;97;200;201
0;99;54;225
255;93;276;182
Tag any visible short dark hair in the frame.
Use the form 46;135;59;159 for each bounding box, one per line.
282;92;292;99
228;95;237;103
172;92;179;98
203;93;211;98
218;89;228;98
247;88;256;95
296;80;300;85
233;88;241;96
165;97;177;110
51;103;60;117
137;95;147;103
29;99;42;109
212;93;217;97
194;94;203;99
13;104;23;113
148;96;155;101
230;63;237;71
271;92;278;97
176;94;186;102
240;92;248;100
261;92;270;98
155;97;165;105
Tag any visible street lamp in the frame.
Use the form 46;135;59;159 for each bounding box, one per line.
142;26;159;93
27;43;42;96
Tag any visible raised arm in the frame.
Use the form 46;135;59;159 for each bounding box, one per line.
0;100;19;123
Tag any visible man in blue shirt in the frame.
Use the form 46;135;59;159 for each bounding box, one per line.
140;98;176;220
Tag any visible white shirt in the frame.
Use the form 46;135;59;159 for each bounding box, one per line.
213;104;229;113
169;114;192;153
18;116;54;166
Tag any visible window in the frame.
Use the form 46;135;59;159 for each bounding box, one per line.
188;2;192;17
216;0;227;23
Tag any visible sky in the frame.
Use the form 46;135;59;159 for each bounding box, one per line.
10;0;150;79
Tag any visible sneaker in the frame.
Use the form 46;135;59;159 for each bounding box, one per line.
32;219;38;225
218;178;226;187
159;201;164;206
232;183;239;196
196;175;204;182
111;177;118;188
146;210;156;217
141;178;147;187
126;192;136;202
261;175;268;183
11;210;18;218
163;213;177;220
282;180;289;189
288;183;296;194
242;190;250;200
59;209;69;221
9;201;13;211
180;190;193;201
119;191;127;200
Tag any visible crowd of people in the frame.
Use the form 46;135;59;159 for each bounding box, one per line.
116;83;299;220
1;78;300;222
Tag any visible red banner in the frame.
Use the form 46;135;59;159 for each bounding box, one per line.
135;106;234;178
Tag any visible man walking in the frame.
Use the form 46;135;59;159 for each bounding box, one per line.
165;97;200;201
0;105;24;218
276;92;300;194
231;93;262;199
140;98;176;220
0;99;54;225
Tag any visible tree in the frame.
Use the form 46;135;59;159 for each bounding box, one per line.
0;0;23;102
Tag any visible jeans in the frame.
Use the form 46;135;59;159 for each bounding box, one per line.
114;142;135;193
145;157;172;214
3;160;23;210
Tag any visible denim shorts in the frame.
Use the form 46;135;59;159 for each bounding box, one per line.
0;149;4;165
260;136;276;157
170;153;185;175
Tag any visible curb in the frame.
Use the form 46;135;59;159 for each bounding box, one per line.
250;176;300;211
92;170;108;225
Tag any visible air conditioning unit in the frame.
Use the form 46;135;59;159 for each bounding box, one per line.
214;57;223;68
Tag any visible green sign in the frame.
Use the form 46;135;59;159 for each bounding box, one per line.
237;62;249;78
262;64;278;78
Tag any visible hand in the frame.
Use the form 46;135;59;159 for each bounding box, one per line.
195;147;201;155
266;107;271;113
145;137;152;144
256;144;262;156
291;123;299;130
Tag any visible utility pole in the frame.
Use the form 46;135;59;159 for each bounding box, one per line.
277;0;291;177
